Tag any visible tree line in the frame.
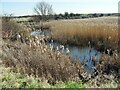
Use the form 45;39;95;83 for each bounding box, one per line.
4;1;118;22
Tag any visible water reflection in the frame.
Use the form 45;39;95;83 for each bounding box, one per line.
31;31;101;72
68;46;101;72
47;41;101;72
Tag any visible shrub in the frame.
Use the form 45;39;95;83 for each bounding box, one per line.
2;17;20;39
97;53;120;75
2;16;31;40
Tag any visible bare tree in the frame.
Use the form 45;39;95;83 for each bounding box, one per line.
34;1;53;30
34;1;53;21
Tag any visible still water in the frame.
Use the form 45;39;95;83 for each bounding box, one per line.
31;30;101;72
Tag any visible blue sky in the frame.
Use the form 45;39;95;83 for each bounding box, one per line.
0;0;119;16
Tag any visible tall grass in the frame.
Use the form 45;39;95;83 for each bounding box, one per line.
2;41;84;83
47;17;119;50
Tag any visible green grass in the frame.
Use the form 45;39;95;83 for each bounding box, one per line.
1;62;119;89
1;67;41;88
52;81;85;88
65;81;85;88
1;67;86;89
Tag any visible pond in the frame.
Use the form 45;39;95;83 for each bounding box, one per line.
47;42;101;73
31;30;102;73
68;46;101;72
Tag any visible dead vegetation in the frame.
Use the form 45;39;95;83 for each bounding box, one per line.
1;17;84;84
97;53;120;75
1;16;120;86
2;17;32;40
2;39;84;84
47;17;119;51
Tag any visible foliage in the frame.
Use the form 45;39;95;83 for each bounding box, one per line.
1;67;85;88
1;67;119;88
1;67;41;88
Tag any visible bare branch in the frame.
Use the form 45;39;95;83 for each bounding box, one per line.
34;1;53;16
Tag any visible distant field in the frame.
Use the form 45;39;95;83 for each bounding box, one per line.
47;17;119;50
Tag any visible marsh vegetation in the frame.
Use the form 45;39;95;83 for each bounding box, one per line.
1;15;120;88
47;17;119;50
1;1;120;88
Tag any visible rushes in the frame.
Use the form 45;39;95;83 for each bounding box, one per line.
47;17;119;49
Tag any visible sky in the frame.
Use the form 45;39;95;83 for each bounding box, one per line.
0;0;120;16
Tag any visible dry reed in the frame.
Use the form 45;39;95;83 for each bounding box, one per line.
47;17;119;50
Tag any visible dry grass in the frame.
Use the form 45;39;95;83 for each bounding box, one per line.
2;18;32;40
47;17;119;50
2;18;85;83
97;53;120;74
2;40;83;83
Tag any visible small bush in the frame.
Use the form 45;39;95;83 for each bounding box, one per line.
2;17;20;39
2;16;31;40
97;53;120;75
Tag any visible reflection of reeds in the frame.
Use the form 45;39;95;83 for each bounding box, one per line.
47;17;119;50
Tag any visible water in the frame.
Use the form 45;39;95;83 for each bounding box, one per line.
68;46;101;72
31;30;52;36
47;42;101;72
31;30;101;72
31;30;42;36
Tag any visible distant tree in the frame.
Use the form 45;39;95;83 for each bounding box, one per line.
99;14;103;17
3;13;13;21
75;13;81;16
34;1;53;20
93;13;97;17
70;13;74;17
59;13;63;17
64;12;69;19
34;1;53;30
107;14;111;16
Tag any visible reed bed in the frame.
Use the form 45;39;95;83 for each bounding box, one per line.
47;17;119;51
2;40;83;83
